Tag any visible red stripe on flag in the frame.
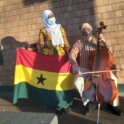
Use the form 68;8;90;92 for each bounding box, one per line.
15;48;72;73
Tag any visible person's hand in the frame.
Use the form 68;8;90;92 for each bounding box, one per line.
30;43;37;48
99;34;106;43
21;47;33;50
21;47;26;49
29;43;39;51
72;64;79;74
27;47;33;50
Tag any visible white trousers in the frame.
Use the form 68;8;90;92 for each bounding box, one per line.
74;67;119;106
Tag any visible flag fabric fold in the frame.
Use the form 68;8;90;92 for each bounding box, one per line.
13;48;75;107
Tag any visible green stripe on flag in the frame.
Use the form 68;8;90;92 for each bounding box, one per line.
13;82;75;107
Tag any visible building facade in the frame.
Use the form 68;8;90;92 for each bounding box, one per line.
0;0;124;86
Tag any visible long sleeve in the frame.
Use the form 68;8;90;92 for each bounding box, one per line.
60;27;71;53
68;40;81;65
36;28;45;51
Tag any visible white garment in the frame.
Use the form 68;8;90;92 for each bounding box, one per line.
42;10;64;47
74;67;118;106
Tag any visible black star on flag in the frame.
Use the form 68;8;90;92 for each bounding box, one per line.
36;74;46;85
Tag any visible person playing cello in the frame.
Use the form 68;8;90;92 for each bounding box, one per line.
68;22;123;116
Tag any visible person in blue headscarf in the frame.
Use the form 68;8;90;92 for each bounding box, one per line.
29;10;71;115
30;10;70;55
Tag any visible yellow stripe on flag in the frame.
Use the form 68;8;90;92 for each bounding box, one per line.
14;65;75;91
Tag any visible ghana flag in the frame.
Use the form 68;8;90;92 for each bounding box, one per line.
13;48;75;107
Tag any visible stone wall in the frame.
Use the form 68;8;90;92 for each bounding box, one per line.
0;0;124;85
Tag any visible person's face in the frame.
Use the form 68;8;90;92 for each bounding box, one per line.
47;13;56;25
81;23;92;38
48;13;55;19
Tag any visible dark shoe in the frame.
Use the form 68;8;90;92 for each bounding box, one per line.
106;103;123;116
56;108;63;115
84;101;96;116
62;107;69;113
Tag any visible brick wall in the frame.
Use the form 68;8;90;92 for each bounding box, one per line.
0;0;124;85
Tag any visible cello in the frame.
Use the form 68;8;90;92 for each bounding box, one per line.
83;21;118;104
80;21;122;124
